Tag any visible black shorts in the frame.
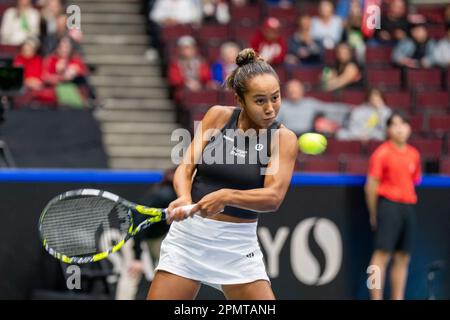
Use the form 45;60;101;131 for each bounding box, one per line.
374;197;416;253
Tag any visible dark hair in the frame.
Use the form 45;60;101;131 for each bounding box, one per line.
386;111;410;128
226;48;279;100
365;87;385;103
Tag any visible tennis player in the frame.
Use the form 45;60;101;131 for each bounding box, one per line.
147;48;298;300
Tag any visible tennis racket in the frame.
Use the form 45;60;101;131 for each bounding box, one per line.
38;188;195;264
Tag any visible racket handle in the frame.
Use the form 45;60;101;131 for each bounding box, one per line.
165;204;197;219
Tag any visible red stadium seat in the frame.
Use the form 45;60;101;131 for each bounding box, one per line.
339;90;365;105
205;44;221;63
406;69;442;90
266;6;298;26
273;65;287;84
231;24;259;47
230;5;262;26
300;156;341;173
384;91;411;111
160;25;194;42
0;45;19;58
305;91;335;103
367;68;401;90
324;49;336;66
196;24;230;45
182;90;219;110
409;115;425;133
415;91;449;113
344;156;369;175
365;46;393;67
366;140;383;155
440;157;450;175
290;68;322;90
428;115;450;135
326;140;363;155
426;25;446;39
416;6;446;24
409;138;443;159
220;90;236;106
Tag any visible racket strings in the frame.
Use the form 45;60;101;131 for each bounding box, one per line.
40;197;131;257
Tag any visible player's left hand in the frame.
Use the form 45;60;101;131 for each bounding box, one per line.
191;189;228;218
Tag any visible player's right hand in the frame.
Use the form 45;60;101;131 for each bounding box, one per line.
167;196;192;224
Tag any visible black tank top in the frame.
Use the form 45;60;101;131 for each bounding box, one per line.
191;107;281;219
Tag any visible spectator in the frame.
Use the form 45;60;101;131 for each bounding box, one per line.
433;23;450;68
285;15;323;66
168;35;212;93
311;0;344;49
276;79;349;135
250;17;287;65
202;0;230;24
392;22;435;69
375;0;410;44
337;88;392;141
344;0;365;64
321;42;362;91
211;41;240;86
365;112;421;300
150;0;202;26
13;36;43;91
40;0;63;43
0;0;40;45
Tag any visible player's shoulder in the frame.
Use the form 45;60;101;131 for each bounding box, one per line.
202;105;236;129
371;141;390;158
275;125;297;142
406;144;420;158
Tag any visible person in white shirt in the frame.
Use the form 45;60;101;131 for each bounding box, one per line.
311;0;343;49
150;0;202;26
1;0;40;45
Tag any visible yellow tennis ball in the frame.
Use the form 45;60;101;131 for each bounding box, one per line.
298;133;327;155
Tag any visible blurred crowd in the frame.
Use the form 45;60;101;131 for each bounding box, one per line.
0;0;94;108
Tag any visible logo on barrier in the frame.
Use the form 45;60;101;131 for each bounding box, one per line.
291;218;342;286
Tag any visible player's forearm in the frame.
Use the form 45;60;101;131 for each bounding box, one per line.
173;164;194;202
223;188;282;213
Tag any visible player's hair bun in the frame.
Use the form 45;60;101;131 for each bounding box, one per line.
235;48;263;67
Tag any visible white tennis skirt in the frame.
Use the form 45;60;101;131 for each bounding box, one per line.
155;214;270;291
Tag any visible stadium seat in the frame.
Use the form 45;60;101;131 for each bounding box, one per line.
205;44;221;63
367;68;402;90
300;155;341;173
344;156;369;175
230;5;262;26
406;69;442;90
428;115;450;136
415;91;449;113
220;90;236;106
273;65;287;84
426;25;447;39
290;68;322;90
231;24;259;47
366;140;383;155
384;91;412;111
266;6;298;26
440;157;450;175
182;90;219;110
0;45;19;58
324;49;336;66
339;90;366;106
365;46;393;67
160;25;194;42
416;5;446;24
305;91;335;103
409;138;443;159
409;115;425;134
326;140;363;156
196;24;230;46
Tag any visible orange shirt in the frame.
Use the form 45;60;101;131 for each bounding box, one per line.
368;141;421;204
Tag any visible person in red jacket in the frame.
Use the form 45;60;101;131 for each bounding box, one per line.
13;36;43;91
365;112;421;300
250;17;287;65
168;35;212;94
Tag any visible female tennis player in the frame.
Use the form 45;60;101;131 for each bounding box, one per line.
147;48;298;300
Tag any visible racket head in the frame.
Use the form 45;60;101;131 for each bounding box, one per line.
38;189;165;264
